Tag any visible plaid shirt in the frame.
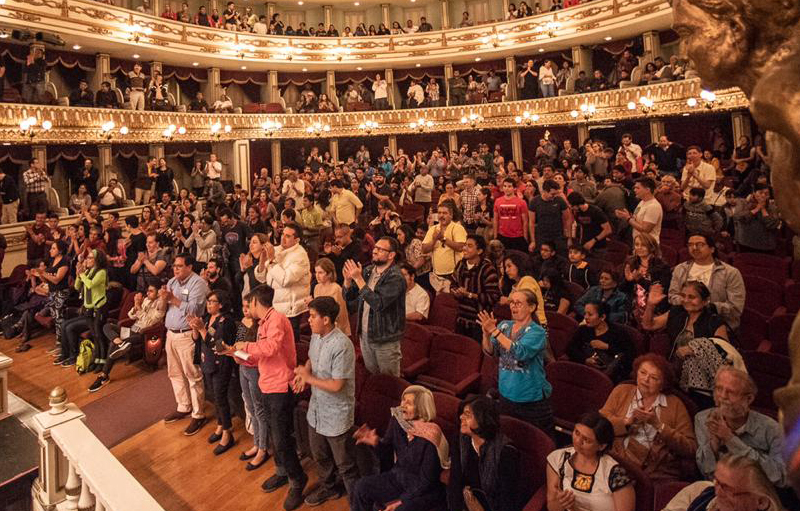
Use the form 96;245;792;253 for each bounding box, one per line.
23;168;48;193
460;187;481;224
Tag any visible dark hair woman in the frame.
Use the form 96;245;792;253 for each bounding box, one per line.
566;300;636;383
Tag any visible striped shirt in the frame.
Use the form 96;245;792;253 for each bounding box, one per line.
450;257;501;324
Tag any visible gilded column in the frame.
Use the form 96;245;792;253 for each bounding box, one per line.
271;139;282;177
97;144;114;186
381;4;390;27
571;45;593;76
444;63;453;106
266;2;276;18
448;132;458;154
511;129;523;168
232;140;251;189
323;5;333;27
642;31;662;65
211;141;234;181
731;112;752;143
326;70;336;102
94;53;110;93
649;119;666;144
149;143;165;162
268;70;279;104
577;125;590;146
205;68;221;103
149;61;162;77
504;56;518;101
385;68;396;109
440;0;450;29
388;135;397;157
330;139;339;164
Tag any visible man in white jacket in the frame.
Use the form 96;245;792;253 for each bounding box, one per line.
256;221;311;342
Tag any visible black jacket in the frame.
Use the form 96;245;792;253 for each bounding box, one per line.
0;174;20;203
345;263;406;345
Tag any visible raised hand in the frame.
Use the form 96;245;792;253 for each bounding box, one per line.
647;283;666;306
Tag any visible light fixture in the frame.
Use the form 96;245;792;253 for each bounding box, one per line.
72;44;81;50
277;44;300;61
688;89;722;109
604;36;613;41
19;116;52;139
357;67;363;71
514;111;540;126
358;120;379;134
100;121;128;141
354;1;360;5
297;1;303;4
474;57;481;62
460;113;484;129
132;54;140;59
192;62;199;66
241;66;247;70
627;96;656;114
231;42;256;59
162;125;180;141
415;63;421;67
126;23;152;43
328;46;352;61
545;21;562;37
409;118;433;132
480;33;507;48
306;122;331;136
302;68;308;72
0;30;8;39
262;120;283;137
570;103;596;121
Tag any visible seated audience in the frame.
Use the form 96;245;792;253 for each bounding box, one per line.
567;301;636;382
566;245;598;289
500;250;547;327
211;88;234;113
401;262;430;322
600;353;697;480
188;91;209;112
733;183;781;252
540;268;572;315
574;269;629;324
70;79;94;107
623;233;672;324
94;81;119;108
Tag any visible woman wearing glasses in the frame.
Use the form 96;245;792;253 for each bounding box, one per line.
189;290;237;455
477;289;553;436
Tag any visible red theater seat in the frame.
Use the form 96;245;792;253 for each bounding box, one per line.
733;252;790;286
499;415;555;511
743;350;791;418
546;361;614;433
428;292;459;332
355;374;409;435
544;312;579;359
401;322;432;379
416;333;482;396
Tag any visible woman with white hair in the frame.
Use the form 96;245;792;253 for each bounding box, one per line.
352;385;449;511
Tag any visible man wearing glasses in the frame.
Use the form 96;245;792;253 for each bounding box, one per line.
343;236;406;376
161;253;210;436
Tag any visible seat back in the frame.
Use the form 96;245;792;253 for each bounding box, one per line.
432;391;462;440
428;292;459;332
355;374;409;435
784;280;800;313
402;322;433;374
615;322;647;356
733;253;790;286
546;361;613;431
401;203;425;224
739;308;769;352
479;352;499;395
743;274;783;316
604;239;630;266
117;290;137;322
742;350;791;418
421;333;482;387
500;415;555;506
544;312;579;359
767;313;792;356
2;264;29;288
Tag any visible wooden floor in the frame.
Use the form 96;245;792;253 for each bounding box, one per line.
3;331;350;511
1;332;152;410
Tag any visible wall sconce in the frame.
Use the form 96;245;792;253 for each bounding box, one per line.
409;118;433;132
19;116;52;139
627;97;656;114
460;113;484;129
231;43;256;59
126;23;152;43
100;121;129;140
306;122;331;136
262;120;283;137
481;33;506;48
162;124;186;141
570;103;596;121
358;120;379;134
545;21;562;38
514;111;540;126
687;90;722;109
328;46;352;61
210;122;232;140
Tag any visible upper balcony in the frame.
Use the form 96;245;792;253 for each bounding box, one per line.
0;0;673;70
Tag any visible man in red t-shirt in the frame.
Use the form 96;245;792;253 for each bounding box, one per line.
493;177;529;252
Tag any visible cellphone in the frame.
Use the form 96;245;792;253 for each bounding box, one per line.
215;339;227;353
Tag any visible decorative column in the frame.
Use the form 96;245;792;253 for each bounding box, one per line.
504;56;518;101
571;45;593;75
151;0;161;16
271;140;281;177
502;0;510;17
649;119;666;144
149;143;165;162
330;139;339;164
232;140;251;189
94;53;110;92
385;68;396;109
448;132;458;154
642;31;662;65
205;68;221;103
577;125;590;146
266;2;276;18
380;4;390;27
268;70;279;104
323;5;333;27
388;135;398;157
260;73;270;103
326;70;336;102
0;353;11;421
511;128;523;168
444;63;453;106
731;112;752;143
97;144;114;186
32;145;47;167
149;61;162;76
440;0;450;29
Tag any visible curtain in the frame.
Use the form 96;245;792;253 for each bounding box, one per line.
46;145;99;164
220;69;268;85
0;145;32;164
162;65;208;82
393;66;444;81
164;142;212;158
112;144;149;159
45;49;95;71
277;72;326;86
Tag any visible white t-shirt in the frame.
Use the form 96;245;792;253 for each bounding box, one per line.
405;285;430;319
688;261;714;287
408;84;425;104
372;80;388;100
681;161;717;203
206;160;222;180
633;197;663;244
546;447;632;511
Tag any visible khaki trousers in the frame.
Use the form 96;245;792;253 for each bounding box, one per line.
1;200;18;224
166;330;205;419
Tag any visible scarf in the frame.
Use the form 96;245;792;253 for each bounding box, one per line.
391;407;450;469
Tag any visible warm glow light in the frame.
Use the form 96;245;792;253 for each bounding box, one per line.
570;110;579;118
41;120;52;130
20;120;30;131
168;124;176;132
628;102;637;110
178;126;187;135
224;125;232;133
687;98;698;107
211;122;221;133
133;54;140;59
192;62;199;66
73;45;81;50
120;126;129;135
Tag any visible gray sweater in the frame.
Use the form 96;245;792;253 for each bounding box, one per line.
668;259;745;330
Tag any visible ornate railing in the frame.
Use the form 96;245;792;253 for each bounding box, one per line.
0;0;672;68
30;387;164;511
0;79;749;144
0;352;11;420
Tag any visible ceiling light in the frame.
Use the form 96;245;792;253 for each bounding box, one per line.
302;68;307;72
415;63;421;67
538;48;544;52
604;36;612;41
474;57;481;62
241;66;247;70
354;1;359;4
72;44;81;50
192;62;199;66
298;0;303;4
357;67;362;70
132;54;140;59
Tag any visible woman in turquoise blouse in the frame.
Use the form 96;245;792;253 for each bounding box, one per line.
478;289;554;436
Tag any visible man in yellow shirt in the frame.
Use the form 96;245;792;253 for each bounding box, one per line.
328;179;363;227
422;201;467;293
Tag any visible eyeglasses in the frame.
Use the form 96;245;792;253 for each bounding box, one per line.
714;479;755;498
373;245;393;253
508;300;527;307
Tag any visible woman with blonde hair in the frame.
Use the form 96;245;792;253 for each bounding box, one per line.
305;257;351;335
623;232;672;325
352;385;449;511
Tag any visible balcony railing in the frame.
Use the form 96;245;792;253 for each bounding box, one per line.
0;352;11;420
0;0;673;68
0;79;750;144
30;387;164;511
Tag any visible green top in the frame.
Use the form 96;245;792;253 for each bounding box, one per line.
75;268;107;309
299;204;325;232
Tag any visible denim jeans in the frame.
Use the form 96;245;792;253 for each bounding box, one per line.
359;338;401;377
240;366;269;451
540;82;556;98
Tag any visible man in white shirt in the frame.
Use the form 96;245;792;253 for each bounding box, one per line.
281;170;305;206
615;177;663;244
97;178;123;210
372;74;389;110
681;145;717;203
401;263;429;321
205;153;222;180
252;15;268;34
618;133;642;170
406;80;424;109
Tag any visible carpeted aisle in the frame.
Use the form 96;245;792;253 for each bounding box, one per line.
82;369;176;448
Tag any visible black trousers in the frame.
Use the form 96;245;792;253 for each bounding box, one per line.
498;394;555;439
352;470;444;511
289;315;302;344
27;191;48;216
260;391;305;485
497;235;528;253
205;357;235;430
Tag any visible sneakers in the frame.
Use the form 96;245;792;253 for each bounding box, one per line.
109;342;131;359
184;417;207;436
304;487;343;507
60;358;76;367
163;411;191;423
88;376;109;393
53;355;67;365
283;474;308;511
261;475;289;493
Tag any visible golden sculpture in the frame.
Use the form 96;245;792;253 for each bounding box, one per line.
672;0;800;490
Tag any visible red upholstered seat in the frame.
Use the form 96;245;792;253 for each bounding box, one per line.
432;391;461;440
242;103;268;113
401;322;432;379
615;322;648;356
263;102;285;113
544;312;579;359
546;361;614;433
355;374;410;435
499;415;555;511
400;203;425;224
478;352;498;395
767;312;793;355
653;481;690;511
604;239;631;266
428;292;459;332
416;333;482;396
733;252;791;286
784;280;800;313
743;350;791;418
743;274;784;317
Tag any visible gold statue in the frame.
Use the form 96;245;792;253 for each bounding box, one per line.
672;0;800;490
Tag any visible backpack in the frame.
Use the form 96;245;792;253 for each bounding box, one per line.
75;338;95;374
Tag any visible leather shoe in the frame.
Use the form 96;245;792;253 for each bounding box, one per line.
213;436;236;455
184;417;207;436
208;432;222;444
283;474;308;511
261;475;289;493
246;455;269;471
239;451;256;461
164;410;190;423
